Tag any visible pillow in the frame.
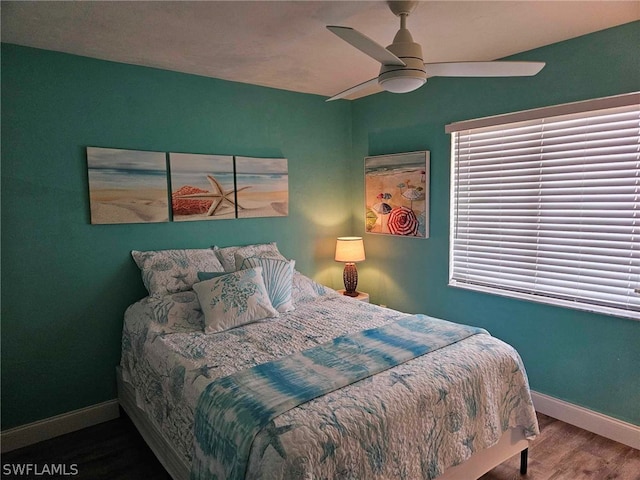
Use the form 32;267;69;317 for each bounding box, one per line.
291;271;334;304
197;271;229;282
214;242;285;272
132;248;224;297
239;257;296;313
233;249;287;270
193;266;278;333
147;291;204;333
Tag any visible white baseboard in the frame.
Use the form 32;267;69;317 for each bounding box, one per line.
531;391;639;450
1;399;120;453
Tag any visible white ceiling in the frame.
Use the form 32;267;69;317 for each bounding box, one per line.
2;1;639;100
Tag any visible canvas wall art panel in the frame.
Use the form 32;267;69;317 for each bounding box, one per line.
87;147;169;224
235;156;289;219
365;151;430;238
169;153;236;221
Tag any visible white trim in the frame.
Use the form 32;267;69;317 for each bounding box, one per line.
445;91;640;133
531;391;640;450
1;400;120;453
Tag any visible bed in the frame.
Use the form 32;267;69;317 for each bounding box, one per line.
118;245;539;480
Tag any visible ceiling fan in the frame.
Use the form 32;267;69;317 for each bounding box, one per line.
326;0;545;101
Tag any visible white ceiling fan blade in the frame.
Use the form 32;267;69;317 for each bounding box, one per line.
425;61;545;78
327;26;406;67
326;77;380;102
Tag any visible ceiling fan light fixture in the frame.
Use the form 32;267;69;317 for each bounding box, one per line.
378;38;426;94
379;75;426;93
378;70;427;93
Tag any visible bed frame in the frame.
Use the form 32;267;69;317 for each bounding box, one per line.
116;367;529;480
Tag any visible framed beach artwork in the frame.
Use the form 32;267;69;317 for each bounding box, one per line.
169;153;236;222
235;156;289;219
86;147;169;224
364;151;430;238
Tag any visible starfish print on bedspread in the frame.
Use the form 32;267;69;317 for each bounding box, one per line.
175;174;250;216
258;421;295;459
463;433;476;451
320;439;338;463
319;410;348;436
389;371;414;392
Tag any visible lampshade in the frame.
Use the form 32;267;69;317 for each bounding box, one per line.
335;237;365;263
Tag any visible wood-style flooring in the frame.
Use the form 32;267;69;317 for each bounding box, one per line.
2;412;638;479
480;413;639;480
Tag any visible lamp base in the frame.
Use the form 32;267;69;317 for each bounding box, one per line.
343;262;358;297
342;290;360;297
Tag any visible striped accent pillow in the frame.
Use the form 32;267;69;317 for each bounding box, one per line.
240;257;296;313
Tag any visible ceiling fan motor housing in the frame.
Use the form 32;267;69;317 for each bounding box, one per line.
378;27;427;93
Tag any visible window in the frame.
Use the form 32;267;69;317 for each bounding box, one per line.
447;93;639;320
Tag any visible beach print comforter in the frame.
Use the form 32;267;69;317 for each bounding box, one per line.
120;274;539;480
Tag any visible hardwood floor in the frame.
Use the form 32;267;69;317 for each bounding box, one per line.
2;412;638;479
480;414;640;480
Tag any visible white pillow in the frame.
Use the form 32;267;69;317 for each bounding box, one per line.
239;257;295;313
291;271;334;304
214;242;285;272
233;249;287;270
132;248;225;297
193;267;278;333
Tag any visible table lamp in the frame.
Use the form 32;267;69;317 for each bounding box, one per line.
335;237;366;297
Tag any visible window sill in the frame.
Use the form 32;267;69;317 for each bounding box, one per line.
448;280;640;321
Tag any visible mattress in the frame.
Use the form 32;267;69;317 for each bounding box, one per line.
120;272;538;480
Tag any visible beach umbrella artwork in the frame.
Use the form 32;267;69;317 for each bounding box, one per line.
371;193;392;232
373;202;392;214
402;187;424;209
416;211;427;237
365;208;378;232
388;206;419;236
365;150;429;237
372;200;392;232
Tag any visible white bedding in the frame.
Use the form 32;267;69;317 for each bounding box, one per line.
120;273;538;479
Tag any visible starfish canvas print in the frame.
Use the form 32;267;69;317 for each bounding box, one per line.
87;147;169;224
169;153;236;221
235;156;289;219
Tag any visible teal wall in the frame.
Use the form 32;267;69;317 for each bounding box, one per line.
2;21;639;431
1;44;352;429
351;22;640;425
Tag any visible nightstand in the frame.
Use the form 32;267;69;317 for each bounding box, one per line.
336;290;370;303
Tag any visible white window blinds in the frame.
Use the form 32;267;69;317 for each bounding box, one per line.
448;93;640;319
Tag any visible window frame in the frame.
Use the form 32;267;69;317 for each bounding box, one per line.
447;92;640;320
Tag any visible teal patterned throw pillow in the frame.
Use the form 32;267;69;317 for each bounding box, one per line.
193;266;279;333
239;257;296;313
